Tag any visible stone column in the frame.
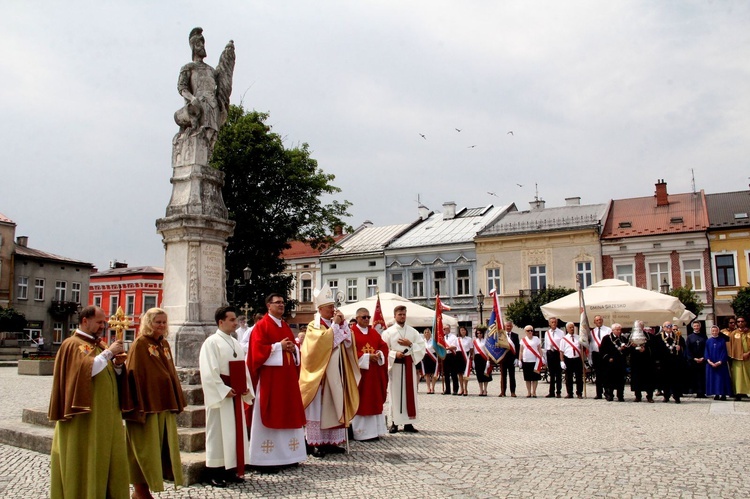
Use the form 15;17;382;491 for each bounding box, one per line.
156;134;235;368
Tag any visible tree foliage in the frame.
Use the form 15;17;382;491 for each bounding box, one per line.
668;286;704;318
731;286;750;320
0;307;27;332
212;105;351;314
505;286;576;330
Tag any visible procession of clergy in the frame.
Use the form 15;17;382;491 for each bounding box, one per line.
46;284;424;497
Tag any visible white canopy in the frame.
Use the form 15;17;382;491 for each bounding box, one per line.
540;279;695;328
337;292;459;329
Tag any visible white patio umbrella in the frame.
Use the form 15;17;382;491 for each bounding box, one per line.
337;292;459;329
540;279;695;328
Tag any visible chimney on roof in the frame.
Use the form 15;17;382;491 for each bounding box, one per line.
418;204;430;220
529;198;545;211
565;197;581;206
655;179;669;206
16;236;28;247
110;260;128;269
442;201;457;220
333;225;343;236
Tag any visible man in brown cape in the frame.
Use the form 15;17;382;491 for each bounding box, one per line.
48;305;130;499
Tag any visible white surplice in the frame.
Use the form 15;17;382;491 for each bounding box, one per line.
381;323;426;426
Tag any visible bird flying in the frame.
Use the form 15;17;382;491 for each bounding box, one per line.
455;128;462;132
507;131;514;135
419;133;427;140
467;145;477;148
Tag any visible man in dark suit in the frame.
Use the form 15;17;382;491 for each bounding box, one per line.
499;320;521;397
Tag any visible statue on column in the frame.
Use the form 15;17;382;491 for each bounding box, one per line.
174;27;235;159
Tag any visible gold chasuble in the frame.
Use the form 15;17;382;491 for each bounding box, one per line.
299;319;361;429
49;335;130;499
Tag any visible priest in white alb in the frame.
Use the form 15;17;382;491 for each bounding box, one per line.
381;305;425;433
198;306;254;488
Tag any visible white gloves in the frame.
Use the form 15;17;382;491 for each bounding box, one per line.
515;360;522;368
560;361;567;370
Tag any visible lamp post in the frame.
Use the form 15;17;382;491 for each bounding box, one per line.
476;288;485;325
227;266;253;307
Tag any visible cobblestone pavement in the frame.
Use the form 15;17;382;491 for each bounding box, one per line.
1;366;749;498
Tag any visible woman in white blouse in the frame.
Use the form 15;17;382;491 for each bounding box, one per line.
457;326;473;396
421;329;439;394
518;325;544;398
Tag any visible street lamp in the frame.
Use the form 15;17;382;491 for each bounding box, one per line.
660;278;670;294
476;289;485;325
227;266;253;307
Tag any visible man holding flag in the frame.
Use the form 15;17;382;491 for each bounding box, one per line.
483;290;510;393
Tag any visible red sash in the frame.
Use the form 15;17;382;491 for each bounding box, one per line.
562;336;581;358
458;338;472;377
506;333;516;355
522;337;545;371
474;338;492;376
547;330;561;351
224;360;247;478
592;328;602;349
403;356;417;418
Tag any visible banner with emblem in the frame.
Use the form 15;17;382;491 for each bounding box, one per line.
484;289;509;363
432;295;450;359
372;293;387;334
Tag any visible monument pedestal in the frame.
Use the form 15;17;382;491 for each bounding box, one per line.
156;134;235;368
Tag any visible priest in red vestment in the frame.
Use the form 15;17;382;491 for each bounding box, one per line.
350;307;389;441
246;293;307;472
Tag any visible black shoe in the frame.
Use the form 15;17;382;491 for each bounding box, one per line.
663;397;670;403
646;396;654;403
312;446;326;458
674;398;681;404
208;477;227;488
594;395;602;400
605;395;613;402
556;394;562;398
735;395;742;401
388;424;398;434
545;394;555;398
696;394;706;399
617;398;625;402
564;394;573;399
720;396;727;401
714;395;720;401
322;445;346;454
403;424;419;433
634;396;642;402
225;474;245;483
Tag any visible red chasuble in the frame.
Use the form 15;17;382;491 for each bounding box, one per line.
247;314;306;429
352;326;389;416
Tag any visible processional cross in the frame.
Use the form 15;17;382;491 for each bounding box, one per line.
108;306;131;341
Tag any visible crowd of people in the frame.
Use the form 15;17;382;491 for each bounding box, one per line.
417;315;750;405
46;297;749;498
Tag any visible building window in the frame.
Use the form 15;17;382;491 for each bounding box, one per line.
432;270;447;296
529;265;546;291
366;278;378;298
486;268;502;294
576;262;593;289
368;261;376;267
329;264;337;270
124;329;136;343
682;259;703;290
328;280;338;299
391;273;403;296
715;255;736;287
347;278;357;302
54;281;67;301
93;295;102;308
615;264;634;285
411;272;425;298
34;279;45;301
17;276;28;300
53;322;64;344
71;282;81;303
456;269;471;296
301;279;312;303
125;295;135;316
648;262;670;291
143;295;157;311
109;295;119;316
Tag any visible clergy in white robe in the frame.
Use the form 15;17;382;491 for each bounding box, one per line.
299;285;360;456
199;307;254;486
381;305;426;433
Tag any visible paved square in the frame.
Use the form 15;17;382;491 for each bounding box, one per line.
1;367;747;498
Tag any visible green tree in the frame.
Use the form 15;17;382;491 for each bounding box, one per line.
668;286;704;318
0;307;27;332
731;286;750;320
212;105;351;314
505;286;576;329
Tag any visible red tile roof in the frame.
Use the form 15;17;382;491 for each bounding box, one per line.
602;191;708;239
281;235;346;260
0;212;14;224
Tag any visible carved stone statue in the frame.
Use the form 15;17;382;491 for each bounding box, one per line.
174;27;235;158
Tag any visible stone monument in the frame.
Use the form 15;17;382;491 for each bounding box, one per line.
156;27;236;368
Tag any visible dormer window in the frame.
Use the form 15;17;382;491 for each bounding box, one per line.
670;217;684;224
618;221;632;228
734;213;749;219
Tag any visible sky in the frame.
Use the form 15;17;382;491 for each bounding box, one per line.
2;1;749;270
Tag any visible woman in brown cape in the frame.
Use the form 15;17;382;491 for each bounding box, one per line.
125;308;186;498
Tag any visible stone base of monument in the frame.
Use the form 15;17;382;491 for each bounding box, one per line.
0;368;212;486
